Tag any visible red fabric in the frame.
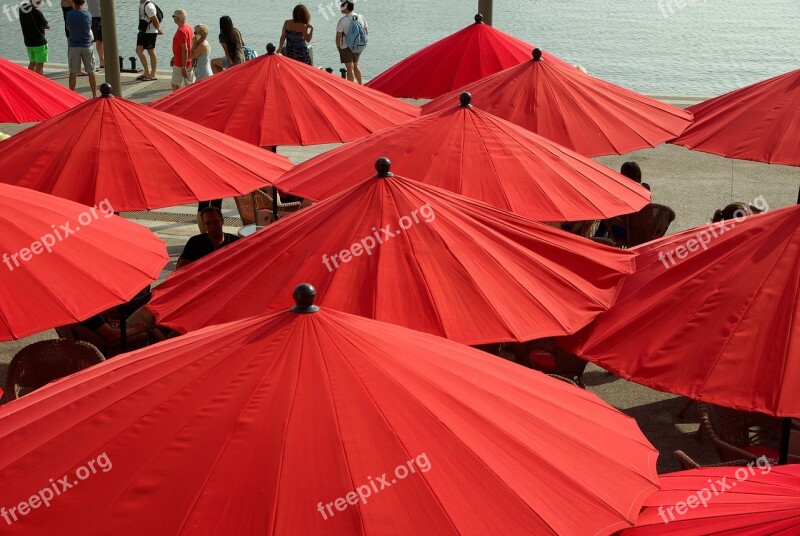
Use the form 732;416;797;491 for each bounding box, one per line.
422;56;694;157
172;23;193;69
0;305;659;535
149;171;635;344
0;95;292;211
0;57;85;123
276;102;651;221
671;68;800;166
151;53;419;147
365;22;569;99
561;206;800;417
0;183;168;341
622;466;800;535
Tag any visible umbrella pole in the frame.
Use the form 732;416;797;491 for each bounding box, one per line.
99;0;122;96
118;305;128;354
478;0;493;25
266;146;279;221
779;417;792;464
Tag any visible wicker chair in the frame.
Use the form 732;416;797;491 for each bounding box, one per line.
567;220;600;238
698;403;780;464
521;338;588;388
5;339;105;399
609;203;676;248
55;323;151;358
234;189;302;226
673;450;750;470
546;374;580;387
590;236;618;248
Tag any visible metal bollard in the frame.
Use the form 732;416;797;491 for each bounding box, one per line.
340;68;347;79
325;67;334;74
128;57;138;71
118;55;124;71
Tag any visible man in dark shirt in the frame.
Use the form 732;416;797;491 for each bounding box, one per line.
176;206;239;269
19;1;50;74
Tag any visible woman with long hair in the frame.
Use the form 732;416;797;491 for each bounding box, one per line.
278;4;313;65
210;16;244;73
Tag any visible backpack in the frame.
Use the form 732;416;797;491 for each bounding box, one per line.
242;45;257;61
344;14;368;53
138;1;164;32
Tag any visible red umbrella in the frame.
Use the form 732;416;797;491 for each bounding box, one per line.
149;159;635;344
0;85;293;211
423;49;694;157
0;183;168;341
276;93;651;221
0;286;659;535
622;465;800;535
150;49;420;147
671;68;800;166
365;15;569;99
560;205;800;417
0;57;86;123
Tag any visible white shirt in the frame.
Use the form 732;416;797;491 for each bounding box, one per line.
139;1;158;34
336;12;367;49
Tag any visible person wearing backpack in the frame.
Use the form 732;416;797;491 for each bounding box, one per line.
136;0;163;81
335;1;368;84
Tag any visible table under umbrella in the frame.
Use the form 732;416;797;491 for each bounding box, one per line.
0;57;85;123
621;465;800;535
423;49;694;157
365;14;568;99
276;93;651;222
0;183;168;341
148;159;635;344
0;84;293;211
150;48;420;147
0;285;659;535
671;67;800;166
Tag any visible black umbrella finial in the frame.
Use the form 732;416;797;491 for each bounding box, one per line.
266;43;276;55
291;283;320;313
532;48;543;61
99;83;113;98
459;92;473;108
474;13;484;24
374;157;393;178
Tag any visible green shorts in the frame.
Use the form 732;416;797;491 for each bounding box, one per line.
26;44;49;64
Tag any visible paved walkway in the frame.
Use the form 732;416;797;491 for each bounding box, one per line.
1;62;798;473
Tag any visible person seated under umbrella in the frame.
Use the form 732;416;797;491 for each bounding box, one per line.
78;287;163;343
176;206;239;270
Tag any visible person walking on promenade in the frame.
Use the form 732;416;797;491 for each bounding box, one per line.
191;23;213;81
19;0;50;75
86;0;103;68
136;0;163;81
278;4;313;66
170;9;194;91
336;1;368;84
211;16;245;73
65;0;97;96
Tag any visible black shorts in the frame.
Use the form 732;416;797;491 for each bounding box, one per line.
136;32;157;50
92;17;102;41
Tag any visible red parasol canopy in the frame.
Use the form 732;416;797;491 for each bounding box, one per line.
0;183;168;340
365;15;569;99
150;50;419;147
423;49;694;157
0;57;86;123
560;205;800;417
149;159;635;344
671;68;800;166
0;85;293;211
276;93;651;221
622;465;800;535
0;287;659;535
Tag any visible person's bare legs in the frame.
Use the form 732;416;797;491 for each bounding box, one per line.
88;71;97;97
344;61;355;82
353;62;363;85
136;45;149;77
147;48;157;78
96;40;104;67
27;62;36;71
34;63;44;75
69;73;77;91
